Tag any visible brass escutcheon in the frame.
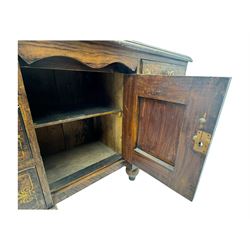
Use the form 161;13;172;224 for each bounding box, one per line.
192;130;211;154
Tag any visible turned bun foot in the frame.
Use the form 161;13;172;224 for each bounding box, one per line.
126;164;139;181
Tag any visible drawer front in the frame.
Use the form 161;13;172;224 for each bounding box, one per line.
141;60;187;76
18;108;32;163
18;167;47;209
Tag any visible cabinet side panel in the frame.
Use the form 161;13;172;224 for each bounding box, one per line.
18;65;53;208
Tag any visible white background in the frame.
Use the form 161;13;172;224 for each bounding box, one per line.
0;0;249;250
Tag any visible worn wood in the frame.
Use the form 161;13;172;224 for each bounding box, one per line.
123;75;230;201
62;120;89;150
122;75;136;164
18;108;32;164
44;141;118;184
18;41;192;73
35;124;65;156
18;158;37;171
18;65;53;208
21;68;122;128
134;148;174;171
52;160;125;204
34;107;121;128
18;167;47;209
141;59;187;75
19;56;134;73
18;41;194;208
101;113;122;154
137;97;185;166
49;154;121;192
101;73;123;153
36;119;98;156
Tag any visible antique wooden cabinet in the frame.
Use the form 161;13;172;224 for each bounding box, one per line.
18;41;230;209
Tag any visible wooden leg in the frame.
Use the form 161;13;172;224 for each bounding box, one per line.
126;164;139;181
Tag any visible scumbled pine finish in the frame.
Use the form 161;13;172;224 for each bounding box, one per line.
18;41;230;209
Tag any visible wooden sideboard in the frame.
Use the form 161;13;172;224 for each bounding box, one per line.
18;41;230;209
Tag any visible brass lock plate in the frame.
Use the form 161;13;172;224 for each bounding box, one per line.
193;130;211;154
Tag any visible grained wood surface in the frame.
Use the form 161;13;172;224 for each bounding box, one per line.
137;97;185;166
18;167;47;209
36;124;65;156
44;142;117;184
123;75;230;201
18;41;191;73
34;106;121;128
18;108;32;164
18;65;53;208
36;119;96;156
19;56;134;73
18;41;193;208
141;59;187;75
101;73;123;153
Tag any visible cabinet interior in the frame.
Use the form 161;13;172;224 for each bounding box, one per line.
21;66;124;192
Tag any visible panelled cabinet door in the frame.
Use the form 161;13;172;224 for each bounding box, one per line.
123;75;230;200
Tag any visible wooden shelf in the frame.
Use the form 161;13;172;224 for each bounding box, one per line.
34;107;121;128
43;141;121;192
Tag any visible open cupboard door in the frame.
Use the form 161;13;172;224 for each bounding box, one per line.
123;75;230;201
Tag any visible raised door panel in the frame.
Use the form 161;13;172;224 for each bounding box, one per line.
123;75;230;201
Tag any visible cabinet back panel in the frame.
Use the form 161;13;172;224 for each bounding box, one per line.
36;119;98;156
21;68;113;120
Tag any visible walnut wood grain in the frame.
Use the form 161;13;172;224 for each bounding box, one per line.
123;75;230;201
18;41;193;208
18;41;192;73
141;59;187;75
137;97;185;166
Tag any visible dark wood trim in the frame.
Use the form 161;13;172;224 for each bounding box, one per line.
134;148;174;171
18;41;192;73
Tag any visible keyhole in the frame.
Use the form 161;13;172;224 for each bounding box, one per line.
198;141;203;147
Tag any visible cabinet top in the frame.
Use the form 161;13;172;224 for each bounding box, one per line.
112;40;192;62
18;40;192;72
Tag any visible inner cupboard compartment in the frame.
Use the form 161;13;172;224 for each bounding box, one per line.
21;66;123;192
